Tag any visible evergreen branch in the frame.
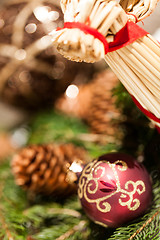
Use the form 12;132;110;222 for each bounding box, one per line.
128;210;160;240
75;133;120;145
28;111;119;158
0;183;14;240
0;208;14;240
55;220;86;240
24;207;81;219
0;110;159;239
107;179;160;240
47;208;81;218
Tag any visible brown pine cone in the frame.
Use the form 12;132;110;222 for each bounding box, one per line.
87;69;121;135
11;143;88;196
55;83;93;119
56;69;122;138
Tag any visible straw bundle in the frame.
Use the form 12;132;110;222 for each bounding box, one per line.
51;0;160;130
119;0;159;22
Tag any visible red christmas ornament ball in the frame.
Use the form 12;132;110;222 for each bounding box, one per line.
78;153;152;228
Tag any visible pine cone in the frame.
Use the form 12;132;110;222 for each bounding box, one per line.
87;69;121;135
56;69;122;138
55;83;93;119
12;143;88;196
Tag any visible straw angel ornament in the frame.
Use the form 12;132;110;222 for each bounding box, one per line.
51;0;160;131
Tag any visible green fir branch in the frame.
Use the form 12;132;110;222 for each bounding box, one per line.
107;179;160;240
28;111;119;158
0;157;159;240
0;109;159;239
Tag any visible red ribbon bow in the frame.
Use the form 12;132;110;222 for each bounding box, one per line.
56;20;160;129
57;21;148;54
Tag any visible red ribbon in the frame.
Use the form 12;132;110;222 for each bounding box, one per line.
57;21;148;54
57;21;160;126
108;22;147;52
155;125;160;133
57;22;109;53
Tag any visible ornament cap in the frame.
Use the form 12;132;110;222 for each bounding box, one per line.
66;159;85;184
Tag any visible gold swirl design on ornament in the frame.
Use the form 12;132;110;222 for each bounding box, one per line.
119;180;145;211
94;165;105;179
96;199;111;212
115;160;127;171
78;160;146;213
87;180;98;194
78;176;86;199
78;159;97;199
78;160;113;212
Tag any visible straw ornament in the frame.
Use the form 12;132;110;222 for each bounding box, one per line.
119;0;159;22
51;0;160;131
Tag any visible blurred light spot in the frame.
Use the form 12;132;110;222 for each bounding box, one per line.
19;71;31;83
15;49;26;60
66;84;79;99
11;127;29;148
0;19;5;28
34;6;52;23
36;35;52;49
137;155;144;163
25;23;37;34
34;6;49;22
48;11;59;21
69;161;83;173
